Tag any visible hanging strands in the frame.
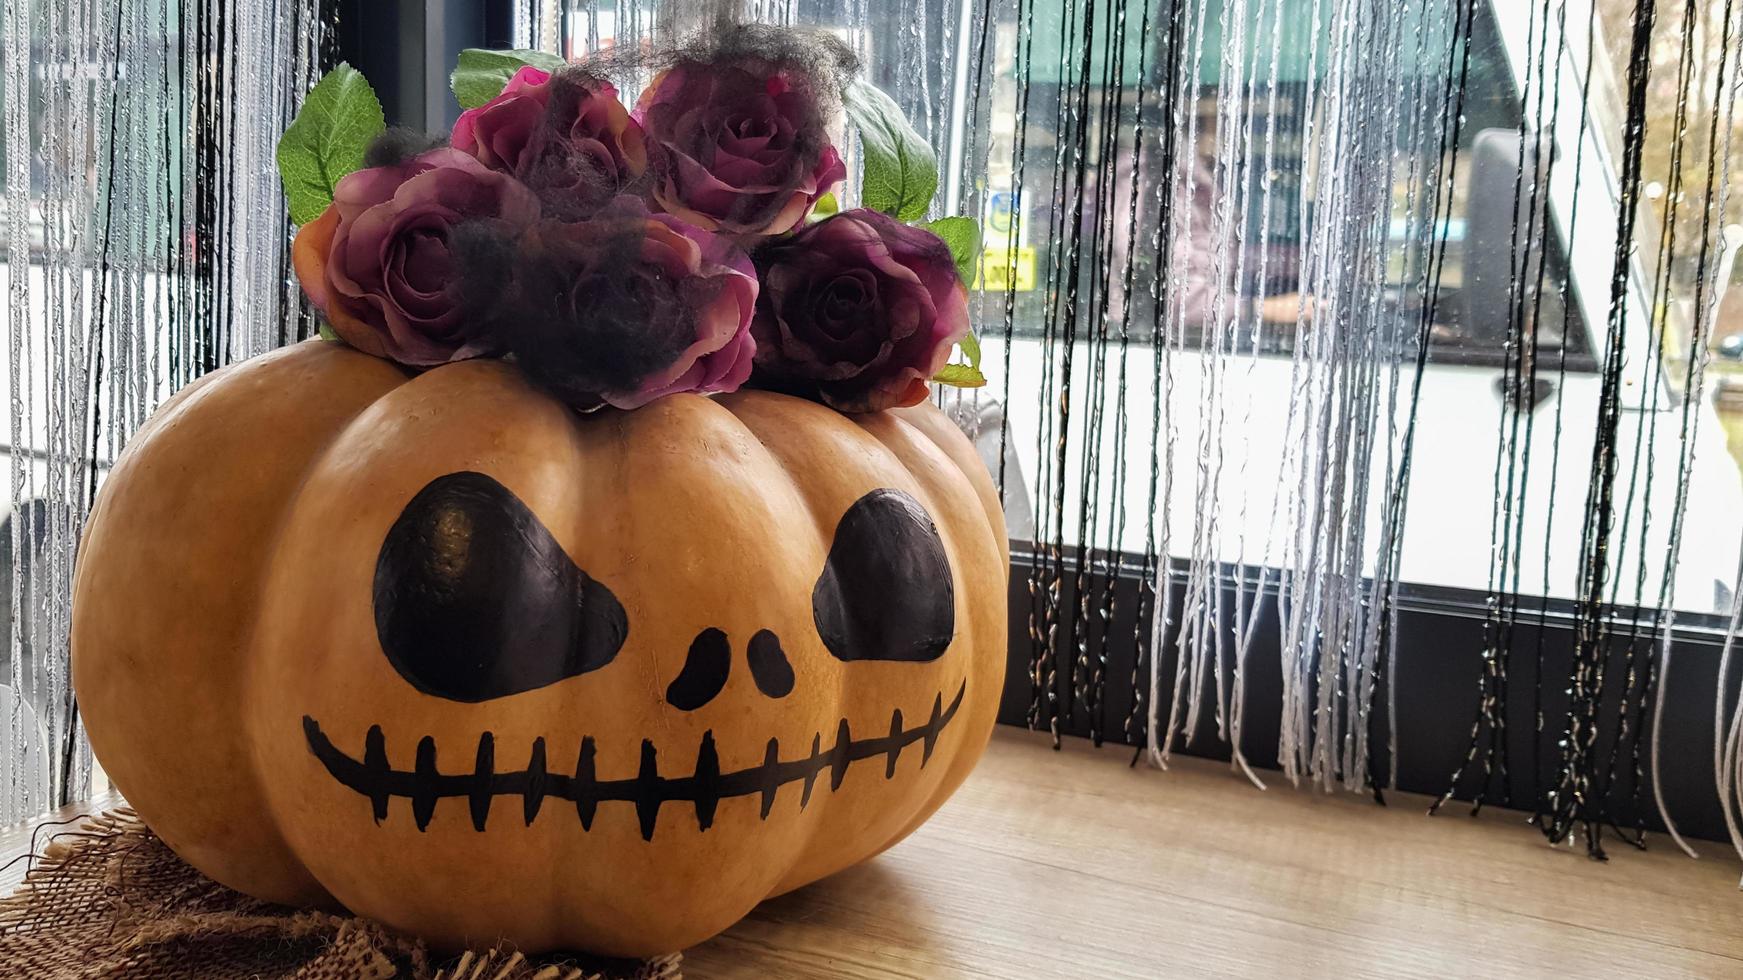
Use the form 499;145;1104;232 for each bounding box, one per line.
1058;0;1099;744
1547;0;1659;859
1287;0;1425;793
1123;0;1447;793
945;0;1743;856
956;0;1667;828
1593;0;1710;852
1025;0;1083;745
1434;0;1569;819
2;0;329;822
1357;0;1465;799
1495;0;1743;859
1650;0;1741;859
1128;0;1188;760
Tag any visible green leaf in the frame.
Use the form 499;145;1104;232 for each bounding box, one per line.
812;190;840;220
451;48;567;110
933;363;987;388
317;321;342;343
276;64;386;225
843;79;938;221
959;327;982;372
918;216;983;387
921;216;981;287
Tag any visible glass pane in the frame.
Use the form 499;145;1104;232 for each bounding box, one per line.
960;0;1742;616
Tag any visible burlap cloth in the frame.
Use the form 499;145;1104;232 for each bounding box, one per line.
0;808;683;979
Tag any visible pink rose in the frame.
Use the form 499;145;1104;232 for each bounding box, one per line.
300;148;541;366
750;209;968;412
500;199;757;410
634;59;844;238
452;66;648;219
451;66;552;171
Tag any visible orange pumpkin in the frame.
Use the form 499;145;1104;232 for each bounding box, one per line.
70;340;1008;957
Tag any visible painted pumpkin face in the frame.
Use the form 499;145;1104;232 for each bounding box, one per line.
71;341;1008;958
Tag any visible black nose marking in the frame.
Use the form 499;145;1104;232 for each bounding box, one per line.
374;471;628;702
666;628;732;711
747;629;794;698
812;488;955;663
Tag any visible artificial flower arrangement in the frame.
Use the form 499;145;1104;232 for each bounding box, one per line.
71;25;1009;959
279;27;986;413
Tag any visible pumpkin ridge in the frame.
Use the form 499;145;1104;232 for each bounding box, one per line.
835;405;1006;865
678;392;858;872
74;341;409;908
883;406;1008;561
233;352;422;884
707;392;969;890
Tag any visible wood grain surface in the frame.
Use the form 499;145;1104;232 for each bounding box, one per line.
5;729;1740;977
684;728;1743;978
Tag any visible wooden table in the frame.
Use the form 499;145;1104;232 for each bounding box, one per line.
686;728;1743;978
6;728;1742;977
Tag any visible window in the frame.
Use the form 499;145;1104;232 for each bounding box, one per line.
542;0;1737;617
946;0;1742;616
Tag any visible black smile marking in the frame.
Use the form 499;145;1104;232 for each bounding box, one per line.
303;681;967;841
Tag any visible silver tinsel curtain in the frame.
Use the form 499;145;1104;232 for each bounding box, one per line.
2;0;330;819
8;0;1743;868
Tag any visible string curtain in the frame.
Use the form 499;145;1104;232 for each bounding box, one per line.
6;0;1743;871
1;0;330;820
653;0;1742;859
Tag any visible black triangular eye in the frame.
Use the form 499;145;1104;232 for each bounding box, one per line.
812;488;954;663
374;472;628;702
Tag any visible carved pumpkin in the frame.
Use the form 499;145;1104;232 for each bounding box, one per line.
70;340;1008;957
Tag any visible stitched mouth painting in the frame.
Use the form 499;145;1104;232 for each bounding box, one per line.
69;24;1008;961
302;683;967;838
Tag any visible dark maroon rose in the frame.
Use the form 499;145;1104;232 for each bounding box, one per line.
451;66;648;219
302;147;541;366
494;199;757;410
750;208;968;412
633;58;844;238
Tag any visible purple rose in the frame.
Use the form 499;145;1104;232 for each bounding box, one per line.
500;199;757;410
311;148;541;366
633;59;845;238
451;66;649;220
751;209;969;413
